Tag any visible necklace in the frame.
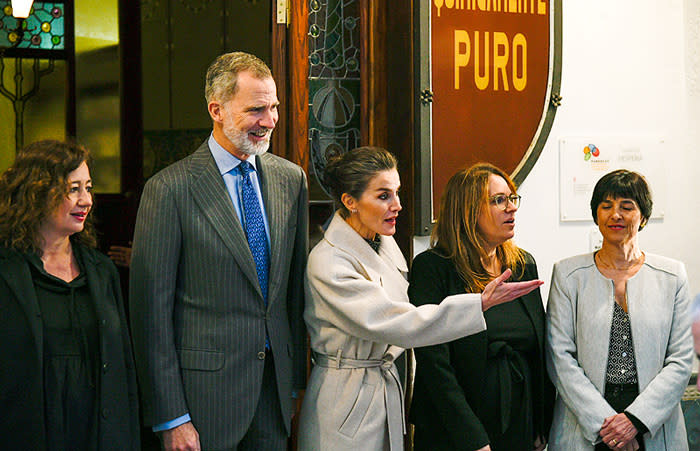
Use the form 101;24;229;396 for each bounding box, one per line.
595;251;644;270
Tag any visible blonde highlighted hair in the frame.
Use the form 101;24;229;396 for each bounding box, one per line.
431;162;524;291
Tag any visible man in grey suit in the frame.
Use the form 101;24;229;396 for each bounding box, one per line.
130;52;308;450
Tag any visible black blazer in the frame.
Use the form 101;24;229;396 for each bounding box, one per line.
408;249;554;451
0;244;139;450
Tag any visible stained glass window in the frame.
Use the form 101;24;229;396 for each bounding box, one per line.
0;1;72;58
308;0;361;197
0;0;73;157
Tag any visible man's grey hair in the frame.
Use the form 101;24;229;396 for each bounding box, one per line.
205;52;272;104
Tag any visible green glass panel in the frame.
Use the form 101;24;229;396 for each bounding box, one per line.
309;23;320;38
0;58;67;169
308;0;361;197
309;52;321;66
0;2;65;50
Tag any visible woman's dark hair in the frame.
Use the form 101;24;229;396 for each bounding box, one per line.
590;169;652;230
323;146;398;215
0;139;96;253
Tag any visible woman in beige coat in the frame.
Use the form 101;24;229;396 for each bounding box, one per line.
297;147;544;451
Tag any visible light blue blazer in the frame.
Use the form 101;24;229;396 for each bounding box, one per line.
545;252;692;451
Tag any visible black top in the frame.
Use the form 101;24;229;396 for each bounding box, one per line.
25;247;99;449
605;302;638;384
480;296;540;450
602;302;648;435
0;243;140;450
484;296;538;352
363;234;381;253
408;249;555;451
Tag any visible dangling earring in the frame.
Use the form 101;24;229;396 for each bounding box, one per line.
351;209;358;214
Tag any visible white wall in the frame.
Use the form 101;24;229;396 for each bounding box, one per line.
415;0;700;301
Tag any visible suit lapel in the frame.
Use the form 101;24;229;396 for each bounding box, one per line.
188;144;262;300
0;248;43;363
258;153;286;308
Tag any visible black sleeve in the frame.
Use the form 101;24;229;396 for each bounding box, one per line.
409;251;490;450
623;411;649;434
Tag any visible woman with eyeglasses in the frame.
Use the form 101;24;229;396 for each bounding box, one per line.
546;169;692;451
409;163;554;451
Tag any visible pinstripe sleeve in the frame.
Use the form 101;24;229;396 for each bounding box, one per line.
288;167;308;390
129;174;189;426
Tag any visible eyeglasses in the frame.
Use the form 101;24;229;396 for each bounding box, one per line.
489;194;521;210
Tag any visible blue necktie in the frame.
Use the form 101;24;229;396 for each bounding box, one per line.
237;161;269;303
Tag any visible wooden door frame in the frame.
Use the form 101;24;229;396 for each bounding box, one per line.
363;0;416;259
90;0;142;256
272;0;416;259
119;0;143;196
271;0;308;173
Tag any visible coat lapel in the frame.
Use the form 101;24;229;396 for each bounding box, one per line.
188;143;262;300
79;246;110;327
0;248;43;362
518;264;546;351
324;211;409;295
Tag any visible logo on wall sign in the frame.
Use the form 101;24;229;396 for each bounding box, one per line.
583;144;600;161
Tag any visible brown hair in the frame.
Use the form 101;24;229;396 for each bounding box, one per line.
590;169;652;230
205;51;273;103
431;162;525;291
0;139;96;253
323;146;398;216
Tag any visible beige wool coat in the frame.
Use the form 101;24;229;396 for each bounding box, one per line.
297;212;489;451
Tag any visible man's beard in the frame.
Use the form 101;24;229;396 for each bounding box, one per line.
224;124;272;156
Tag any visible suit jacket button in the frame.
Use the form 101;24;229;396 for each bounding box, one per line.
257;351;266;360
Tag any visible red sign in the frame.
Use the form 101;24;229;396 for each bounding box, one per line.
427;0;560;220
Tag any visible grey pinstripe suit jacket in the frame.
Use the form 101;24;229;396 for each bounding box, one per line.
129;140;308;449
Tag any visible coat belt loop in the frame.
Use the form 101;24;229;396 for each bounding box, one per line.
335;348;342;369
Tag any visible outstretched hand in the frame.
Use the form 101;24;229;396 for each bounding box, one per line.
481;268;544;311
